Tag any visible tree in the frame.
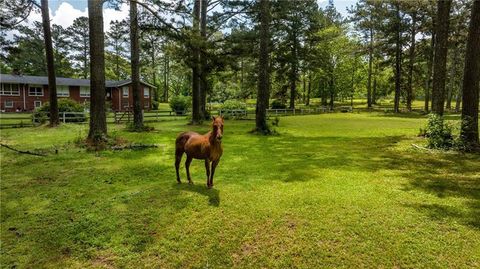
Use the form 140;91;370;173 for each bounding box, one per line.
191;0;202;124
87;0;107;142
106;20;130;80
460;0;480;149
130;0;143;129
255;0;271;133
431;0;452;115
40;0;59;126
67;17;90;78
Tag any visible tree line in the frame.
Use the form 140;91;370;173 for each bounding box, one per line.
1;0;479;149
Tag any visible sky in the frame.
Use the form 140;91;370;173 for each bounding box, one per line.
9;0;356;38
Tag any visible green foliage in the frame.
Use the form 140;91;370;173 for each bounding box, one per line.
33;99;86;123
152;100;159;110
271;99;287;109
169;95;191;114
424;114;455;149
220;100;247;110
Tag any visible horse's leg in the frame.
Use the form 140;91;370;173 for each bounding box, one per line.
185;156;193;184
175;149;183;183
209;160;220;188
205;159;211;187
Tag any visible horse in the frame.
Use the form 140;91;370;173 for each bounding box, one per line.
175;116;224;188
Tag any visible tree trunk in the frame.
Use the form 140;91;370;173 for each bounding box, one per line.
372;60;377;104
40;0;59;127
460;0;480;148
425;31;435;112
289;31;297;109
393;3;402;113
406;11;417;112
367;27;373;108
446;45;458;110
191;0;202;124
255;0;270;133
130;0;143;129
306;72;311;106
200;0;208;118
163;54;169;102
151;39;158;104
87;0;107;141
455;84;462;112
431;0;452;116
329;74;334;110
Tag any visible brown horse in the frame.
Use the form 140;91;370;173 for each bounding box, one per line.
175;116;224;188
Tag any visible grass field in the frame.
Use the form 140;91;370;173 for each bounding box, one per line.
1;113;479;268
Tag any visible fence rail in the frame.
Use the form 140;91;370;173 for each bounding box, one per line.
0;106;352;128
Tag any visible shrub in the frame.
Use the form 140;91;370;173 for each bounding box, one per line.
169;95;191;114
425;113;454;149
152;100;159;110
271;99;287;109
33;99;86;123
221;100;246;111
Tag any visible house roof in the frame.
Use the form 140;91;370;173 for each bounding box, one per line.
0;74;155;88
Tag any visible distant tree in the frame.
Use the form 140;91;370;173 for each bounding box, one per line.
106;20;130;80
460;0;480;149
67;16;90;78
129;0;144;129
40;0;59;126
431;0;452;116
87;0;107;142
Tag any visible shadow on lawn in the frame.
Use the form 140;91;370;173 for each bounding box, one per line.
174;183;220;207
232;132;480;229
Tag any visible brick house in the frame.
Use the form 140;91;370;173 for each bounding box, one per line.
0;74;154;112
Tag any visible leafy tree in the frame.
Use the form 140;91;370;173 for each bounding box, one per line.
106;19;130;80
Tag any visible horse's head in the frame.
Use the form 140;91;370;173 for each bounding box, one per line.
212;116;224;142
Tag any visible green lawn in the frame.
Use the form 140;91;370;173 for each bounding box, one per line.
1;113;479;268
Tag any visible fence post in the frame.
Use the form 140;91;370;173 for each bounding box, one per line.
62;112;66;123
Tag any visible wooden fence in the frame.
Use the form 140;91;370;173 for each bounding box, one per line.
0;106;353;128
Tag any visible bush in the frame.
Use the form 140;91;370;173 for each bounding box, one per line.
169;95;191;114
152;100;159;110
425;114;454;149
271;99;287;109
33;99;86;123
220;100;247;111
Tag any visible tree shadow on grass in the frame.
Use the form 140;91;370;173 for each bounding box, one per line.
174;183;220;207
227;132;480;229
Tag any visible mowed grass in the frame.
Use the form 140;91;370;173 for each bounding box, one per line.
1;113;479;268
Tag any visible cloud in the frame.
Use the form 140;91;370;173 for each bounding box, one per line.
51;2;88;28
17;2;129;32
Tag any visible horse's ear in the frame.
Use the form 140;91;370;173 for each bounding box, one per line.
212;116;216;121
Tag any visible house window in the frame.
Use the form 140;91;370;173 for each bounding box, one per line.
80;86;90;97
28;86;44;96
4;100;13;108
57;86;70;97
34;100;42;108
144;100;150;108
122;86;129;97
144;88;150;98
1;84;20;96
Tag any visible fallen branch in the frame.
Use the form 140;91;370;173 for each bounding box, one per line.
111;143;159;151
411;144;433;152
1;143;47;157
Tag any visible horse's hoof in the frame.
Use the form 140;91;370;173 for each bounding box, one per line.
188;181;194;185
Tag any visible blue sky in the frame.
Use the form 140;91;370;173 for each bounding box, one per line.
46;0;356;20
17;0;355;36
